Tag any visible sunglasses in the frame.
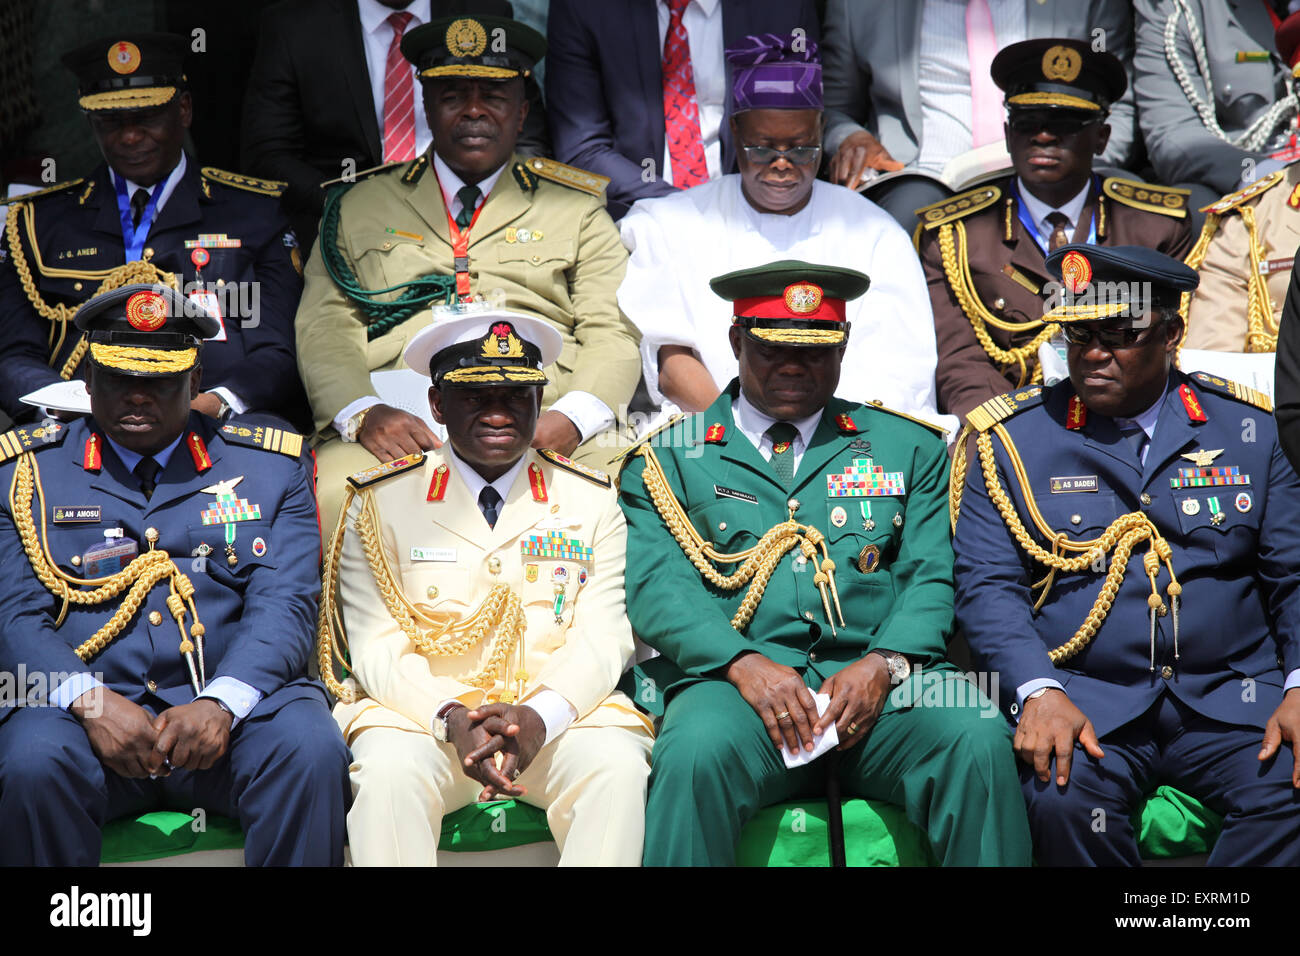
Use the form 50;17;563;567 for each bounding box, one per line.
1008;115;1102;136
1061;320;1164;350
740;145;822;166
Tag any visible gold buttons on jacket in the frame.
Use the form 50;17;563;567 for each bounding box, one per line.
993;297;1006;311
70;555;81;566
1070;514;1082;525
803;611;814;621
1161;665;1173;680
717;521;727;532
1140;493;1152;506
488;556;501;574
147;680;158;693
426;586;439;600
148;611;163;626
145;527;159;544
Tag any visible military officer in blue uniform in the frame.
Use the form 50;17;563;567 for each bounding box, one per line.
0;33;310;431
953;244;1300;865
0;282;349;866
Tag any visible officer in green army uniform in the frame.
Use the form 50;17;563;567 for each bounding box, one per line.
618;260;1032;866
294;10;641;530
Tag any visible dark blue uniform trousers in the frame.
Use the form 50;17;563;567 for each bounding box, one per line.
0;687;350;866
1024;692;1300;865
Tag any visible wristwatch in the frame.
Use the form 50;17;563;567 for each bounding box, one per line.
341;407;371;443
432;702;465;743
210;394;232;422
870;649;911;686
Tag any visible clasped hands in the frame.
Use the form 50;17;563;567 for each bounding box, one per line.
726;651;892;756
447;703;547;802
357;403;581;461
70;686;233;778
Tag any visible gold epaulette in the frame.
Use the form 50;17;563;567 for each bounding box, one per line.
864;400;949;439
965;386;1045;432
6;179;84;203
537;447;611;487
1187;371;1273;412
1102;177;1189;218
917;184;1002;231
218;421;305;458
319;161;405;190
202;167;286;197
1199;170;1286;215
346;452;425;489
517;157;610;197
0;420;69;463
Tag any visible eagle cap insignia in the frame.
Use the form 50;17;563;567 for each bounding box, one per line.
783;282;823;315
445;18;487;58
1042;45;1082;82
481;322;525;359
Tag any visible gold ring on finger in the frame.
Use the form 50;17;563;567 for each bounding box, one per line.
847;722;859;735
776;711;791;722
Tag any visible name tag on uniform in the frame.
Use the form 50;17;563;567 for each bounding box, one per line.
714;484;757;504
53;506;101;523
411;547;457;562
1260;257;1294;276
188;290;227;342
1050;476;1099;493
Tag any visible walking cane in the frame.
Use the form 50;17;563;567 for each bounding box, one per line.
824;750;846;867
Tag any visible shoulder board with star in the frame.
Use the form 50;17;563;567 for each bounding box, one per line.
218;421;306;458
862;400;949;439
0;420;69;464
347;452;426;489
202;167;287;198
1187;371;1273;413
318;160;407;191
966;386;1046;432
516;157;609;198
1102;177;1189;218
1199;170;1286;215
537;447;611;487
7;179;84;203
917;184;1002;231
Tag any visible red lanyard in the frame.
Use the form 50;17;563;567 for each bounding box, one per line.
436;168;487;300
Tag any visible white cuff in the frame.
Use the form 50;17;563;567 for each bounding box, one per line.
1014;678;1065;718
52;673;103;710
526;689;578;747
548;391;615;444
207;386;247;416
1285;669;1300;692
197;677;263;729
333;395;383;440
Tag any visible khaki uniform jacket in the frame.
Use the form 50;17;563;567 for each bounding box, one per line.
1185;167;1300;353
294;153;641;438
332;446;651;742
919;176;1193;423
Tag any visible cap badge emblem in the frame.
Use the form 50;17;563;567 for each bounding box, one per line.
783;282;823;315
446;18;488;58
1042;45;1082;83
108;41;141;76
125;290;167;331
1059;250;1092;294
481;322;525;359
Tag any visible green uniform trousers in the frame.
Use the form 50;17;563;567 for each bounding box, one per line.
643;672;1032;866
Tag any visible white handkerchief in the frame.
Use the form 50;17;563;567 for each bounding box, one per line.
781;690;840;769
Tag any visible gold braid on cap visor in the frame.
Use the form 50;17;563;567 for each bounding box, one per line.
79;87;178;111
1007;91;1102;111
747;327;846;345
89;343;197;374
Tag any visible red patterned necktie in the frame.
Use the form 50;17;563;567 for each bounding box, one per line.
382;11;417;163
661;0;708;188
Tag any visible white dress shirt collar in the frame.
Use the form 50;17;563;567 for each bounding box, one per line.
732;389;823;471
446;442;528;513
109;151;187;216
432;151;508;221
1016;176;1092;247
357;0;430;35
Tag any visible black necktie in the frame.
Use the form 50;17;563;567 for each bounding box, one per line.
455;184;482;230
478;485;502;529
765;422;798;486
133;456;161;500
1045;211;1071;252
129;188;150;229
1118;423;1149;466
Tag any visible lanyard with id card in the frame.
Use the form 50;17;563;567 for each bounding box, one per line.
82;527;138;577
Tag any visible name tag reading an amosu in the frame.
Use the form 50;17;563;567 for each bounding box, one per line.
1050;476;1099;493
53;506;102;523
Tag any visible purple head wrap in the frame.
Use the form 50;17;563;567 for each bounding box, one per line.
726;33;822;112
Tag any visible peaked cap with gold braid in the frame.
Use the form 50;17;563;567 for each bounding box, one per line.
710;259;868;348
75;282;219;377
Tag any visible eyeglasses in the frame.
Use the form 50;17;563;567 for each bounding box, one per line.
1061;320;1164;350
1008;115;1102;137
740;145;822;166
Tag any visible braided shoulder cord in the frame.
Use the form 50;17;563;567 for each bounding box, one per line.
318;184;458;340
938;222;1056;387
974;425;1181;664
634;443;844;632
1164;0;1300;150
316;485;528;705
9;453;206;687
1239;205;1280;352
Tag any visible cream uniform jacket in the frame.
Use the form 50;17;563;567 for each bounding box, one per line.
294;152;641;440
1186;166;1300;353
331;445;652;743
